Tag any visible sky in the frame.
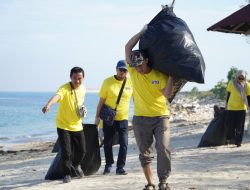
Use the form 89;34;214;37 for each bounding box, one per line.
0;0;249;92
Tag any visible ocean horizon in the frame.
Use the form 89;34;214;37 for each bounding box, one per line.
0;92;134;147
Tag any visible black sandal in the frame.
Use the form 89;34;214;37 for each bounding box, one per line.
158;183;171;190
143;184;156;190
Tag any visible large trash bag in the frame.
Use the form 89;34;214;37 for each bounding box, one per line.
99;129;120;147
45;150;68;180
168;78;187;103
112;130;119;146
81;124;101;176
51;138;60;153
198;106;227;147
45;146;84;180
45;124;101;180
139;5;205;84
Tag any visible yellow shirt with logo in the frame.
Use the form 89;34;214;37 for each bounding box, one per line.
56;83;86;131
99;76;133;121
226;80;250;110
127;63;169;116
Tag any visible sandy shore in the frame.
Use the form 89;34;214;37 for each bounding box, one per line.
1;118;250;190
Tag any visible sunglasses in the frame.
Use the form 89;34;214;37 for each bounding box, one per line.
238;77;245;81
118;68;127;73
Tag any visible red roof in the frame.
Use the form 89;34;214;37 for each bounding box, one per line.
207;4;250;35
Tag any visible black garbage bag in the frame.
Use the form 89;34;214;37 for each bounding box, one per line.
45;150;68;180
112;131;119;146
198;106;227;147
51;138;60;153
81;124;101;176
99;129;120;148
168;78;187;103
139;5;205;84
45;124;101;180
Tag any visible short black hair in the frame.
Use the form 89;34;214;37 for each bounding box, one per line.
70;67;84;78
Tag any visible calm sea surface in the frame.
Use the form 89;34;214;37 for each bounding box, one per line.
0;92;133;146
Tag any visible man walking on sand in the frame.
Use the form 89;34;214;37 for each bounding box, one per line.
42;67;86;183
125;25;173;190
95;60;133;175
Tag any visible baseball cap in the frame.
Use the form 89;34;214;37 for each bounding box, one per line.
129;50;145;67
116;60;127;70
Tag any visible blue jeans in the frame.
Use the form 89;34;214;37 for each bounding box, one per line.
103;120;128;169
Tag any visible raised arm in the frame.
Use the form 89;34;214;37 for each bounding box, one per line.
162;76;174;99
125;25;148;64
42;94;60;114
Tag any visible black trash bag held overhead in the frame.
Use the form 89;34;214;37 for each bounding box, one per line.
139;5;205;83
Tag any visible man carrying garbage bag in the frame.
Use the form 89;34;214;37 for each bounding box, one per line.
139;4;205;84
125;25;173;190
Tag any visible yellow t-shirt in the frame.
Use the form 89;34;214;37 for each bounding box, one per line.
56;83;86;131
226;80;250;110
99;76;133;120
127;63;169;116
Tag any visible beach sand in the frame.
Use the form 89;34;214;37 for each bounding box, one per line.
1;119;250;190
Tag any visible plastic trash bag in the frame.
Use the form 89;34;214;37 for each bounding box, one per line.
198;106;227;147
45;124;101;180
139;5;205;84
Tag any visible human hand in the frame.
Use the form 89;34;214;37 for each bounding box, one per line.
163;76;174;98
98;127;104;147
140;24;148;33
247;109;250;116
42;105;50;114
95;116;100;126
163;89;173;99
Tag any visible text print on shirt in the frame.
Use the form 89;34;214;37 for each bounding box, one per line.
125;87;132;91
151;80;160;85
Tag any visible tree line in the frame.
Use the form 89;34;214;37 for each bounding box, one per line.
189;67;249;100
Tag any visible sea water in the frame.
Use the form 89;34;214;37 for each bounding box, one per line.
0;92;133;146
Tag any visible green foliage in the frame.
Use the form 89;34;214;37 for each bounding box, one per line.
187;87;214;100
211;67;242;100
196;90;214;99
227;66;238;81
211;80;227;100
190;87;199;96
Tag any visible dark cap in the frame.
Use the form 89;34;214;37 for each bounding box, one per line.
116;60;127;70
129;50;144;67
